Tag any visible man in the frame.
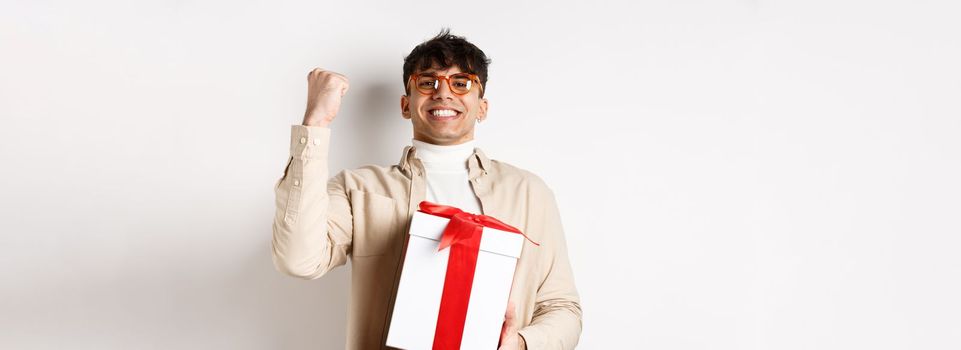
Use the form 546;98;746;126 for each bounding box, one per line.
271;30;582;349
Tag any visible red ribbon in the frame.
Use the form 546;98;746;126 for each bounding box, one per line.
418;201;538;350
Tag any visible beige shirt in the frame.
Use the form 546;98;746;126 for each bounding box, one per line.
271;125;582;349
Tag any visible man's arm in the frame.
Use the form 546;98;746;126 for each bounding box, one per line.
517;186;583;349
271;69;353;280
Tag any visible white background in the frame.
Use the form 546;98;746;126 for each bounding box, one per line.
2;0;959;349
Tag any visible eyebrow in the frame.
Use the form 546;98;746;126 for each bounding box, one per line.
418;71;469;77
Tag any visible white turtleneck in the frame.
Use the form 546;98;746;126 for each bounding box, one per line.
411;139;483;215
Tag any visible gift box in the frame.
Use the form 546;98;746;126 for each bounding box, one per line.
386;201;536;350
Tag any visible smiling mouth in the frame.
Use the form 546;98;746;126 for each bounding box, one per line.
427;108;462;120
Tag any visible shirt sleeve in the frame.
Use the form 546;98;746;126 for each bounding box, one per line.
517;186;583;349
271;125;353;280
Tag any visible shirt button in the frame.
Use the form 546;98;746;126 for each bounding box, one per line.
299;137;306;144
312;138;321;145
293;179;300;186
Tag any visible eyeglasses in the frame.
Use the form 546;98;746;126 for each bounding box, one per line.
406;73;483;96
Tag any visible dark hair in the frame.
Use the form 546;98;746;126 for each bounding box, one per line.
403;28;491;97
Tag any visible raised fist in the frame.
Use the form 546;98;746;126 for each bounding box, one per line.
302;68;349;127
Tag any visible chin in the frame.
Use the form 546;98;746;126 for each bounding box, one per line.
425;131;468;144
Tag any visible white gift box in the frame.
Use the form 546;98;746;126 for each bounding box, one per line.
386;210;525;350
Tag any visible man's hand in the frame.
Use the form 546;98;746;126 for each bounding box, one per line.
303;68;349;127
498;301;527;350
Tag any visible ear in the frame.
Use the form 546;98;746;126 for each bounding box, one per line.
478;97;489;122
400;94;411;120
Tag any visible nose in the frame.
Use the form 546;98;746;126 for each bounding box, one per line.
431;78;455;101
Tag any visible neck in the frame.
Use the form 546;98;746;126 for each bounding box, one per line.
412;133;474;146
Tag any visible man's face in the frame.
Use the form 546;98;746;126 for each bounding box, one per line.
401;65;488;145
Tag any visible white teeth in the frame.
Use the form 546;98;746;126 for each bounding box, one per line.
430;109;457;117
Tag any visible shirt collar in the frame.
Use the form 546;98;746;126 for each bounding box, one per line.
399;143;491;177
410;139;476;165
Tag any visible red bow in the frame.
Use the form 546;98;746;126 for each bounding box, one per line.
417;201;538;350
